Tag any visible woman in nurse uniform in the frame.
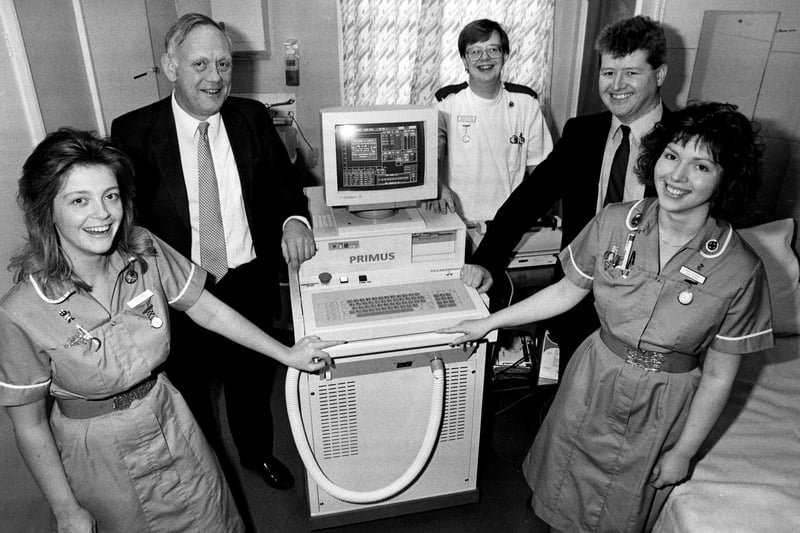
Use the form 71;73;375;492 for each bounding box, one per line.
0;129;339;532
440;102;773;532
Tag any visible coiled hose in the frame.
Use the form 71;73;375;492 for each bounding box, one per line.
285;358;446;503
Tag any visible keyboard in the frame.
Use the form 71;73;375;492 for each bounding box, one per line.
305;278;487;342
345;290;457;318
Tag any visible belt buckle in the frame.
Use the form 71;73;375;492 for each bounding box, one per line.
112;379;154;410
625;347;664;372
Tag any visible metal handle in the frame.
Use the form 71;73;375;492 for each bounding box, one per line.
266;98;296;108
133;67;160;80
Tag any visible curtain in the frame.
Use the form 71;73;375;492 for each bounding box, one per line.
340;0;556;107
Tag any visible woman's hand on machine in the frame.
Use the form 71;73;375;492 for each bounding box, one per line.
286;336;343;372
437;319;490;346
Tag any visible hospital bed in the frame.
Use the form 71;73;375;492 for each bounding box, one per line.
653;218;800;533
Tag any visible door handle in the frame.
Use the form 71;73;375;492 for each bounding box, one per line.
133;67;160;80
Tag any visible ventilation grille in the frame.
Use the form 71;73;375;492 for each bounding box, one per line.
312;213;335;229
440;365;469;442
318;380;359;460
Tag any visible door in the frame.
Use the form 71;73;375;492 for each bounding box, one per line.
80;0;165;133
144;0;178;99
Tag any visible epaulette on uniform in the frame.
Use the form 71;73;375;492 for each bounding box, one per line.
434;82;468;102
503;82;538;99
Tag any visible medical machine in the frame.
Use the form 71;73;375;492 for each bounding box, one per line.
286;105;494;529
320;105;438;213
466;215;562;268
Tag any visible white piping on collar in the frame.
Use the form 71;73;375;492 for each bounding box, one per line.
700;223;732;259
28;257;137;304
625;199;647;231
28;276;75;304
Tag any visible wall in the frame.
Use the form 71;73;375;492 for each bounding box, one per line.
1;3;51;530
176;0;341;184
233;0;341;183
16;0;340;182
14;0;96;133
641;0;800;226
549;1;587;137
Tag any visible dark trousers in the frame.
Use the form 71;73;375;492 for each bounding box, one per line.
164;261;279;465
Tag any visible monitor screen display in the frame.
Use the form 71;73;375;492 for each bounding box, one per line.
321;105;438;211
335;121;423;191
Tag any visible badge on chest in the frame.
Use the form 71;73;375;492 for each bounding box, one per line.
127;290;163;329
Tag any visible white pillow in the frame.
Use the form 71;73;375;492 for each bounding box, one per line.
739;219;800;336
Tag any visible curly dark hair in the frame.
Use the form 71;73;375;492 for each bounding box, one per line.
635;102;763;222
595;15;667;69
10;128;154;295
458;19;510;57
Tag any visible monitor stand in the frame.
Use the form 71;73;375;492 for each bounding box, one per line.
352;208;399;219
332;206;426;235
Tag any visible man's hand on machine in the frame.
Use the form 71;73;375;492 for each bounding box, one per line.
422;184;456;214
282;219;316;271
437;319;491;346
460;264;493;293
285;336;343;372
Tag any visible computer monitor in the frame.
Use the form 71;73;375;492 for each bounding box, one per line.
320;105;438;216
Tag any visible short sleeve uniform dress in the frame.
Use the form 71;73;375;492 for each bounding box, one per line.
523;199;773;532
0;228;243;532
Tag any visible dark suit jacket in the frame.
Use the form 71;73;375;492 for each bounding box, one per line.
111;96;310;316
471;107;668;274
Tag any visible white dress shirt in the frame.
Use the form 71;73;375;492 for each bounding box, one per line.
172;95;256;269
596;101;664;212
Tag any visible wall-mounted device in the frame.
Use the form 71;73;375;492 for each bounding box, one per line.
285;39;299;86
232;92;297;160
211;0;271;57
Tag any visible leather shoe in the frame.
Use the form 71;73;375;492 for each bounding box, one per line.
242;457;294;490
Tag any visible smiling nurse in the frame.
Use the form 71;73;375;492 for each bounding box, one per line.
0;129;339;533
440;102;773;532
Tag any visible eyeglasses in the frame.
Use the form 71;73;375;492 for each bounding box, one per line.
465;45;504;62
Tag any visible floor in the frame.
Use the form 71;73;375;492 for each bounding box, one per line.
220;361;558;533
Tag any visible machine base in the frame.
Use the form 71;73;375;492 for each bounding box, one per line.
309;489;479;530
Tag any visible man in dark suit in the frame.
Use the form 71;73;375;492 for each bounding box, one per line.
463;16;670;377
111;12;312;506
